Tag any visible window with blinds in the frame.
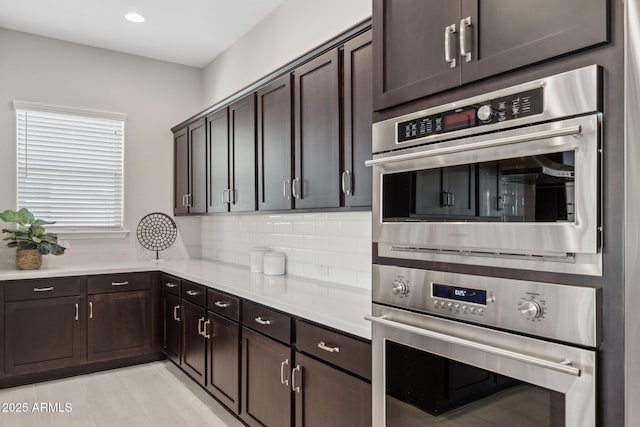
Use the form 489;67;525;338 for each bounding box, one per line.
14;102;125;230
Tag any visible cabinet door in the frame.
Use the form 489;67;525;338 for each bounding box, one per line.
294;353;371;427
87;290;151;361
5;296;82;375
241;327;292;427
257;75;293;211
205;312;241;414
207;108;230;213
188;118;207;214
163;292;181;365
460;0;609;84
174;127;189;215
294;49;340;209
229;94;257;212
181;301;207;385
343;30;373;207
373;0;461;110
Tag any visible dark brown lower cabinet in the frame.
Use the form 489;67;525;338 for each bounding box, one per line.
205;311;240;413
293;352;371;427
163;292;181;364
87;290;152;361
5;296;82;375
181;300;207;384
241;327;292;427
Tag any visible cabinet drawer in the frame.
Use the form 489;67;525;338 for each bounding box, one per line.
5;277;83;301
182;280;206;307
162;274;181;296
296;320;371;380
207;288;240;321
242;301;291;344
88;273;151;294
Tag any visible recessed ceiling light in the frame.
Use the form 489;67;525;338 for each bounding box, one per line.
125;12;145;23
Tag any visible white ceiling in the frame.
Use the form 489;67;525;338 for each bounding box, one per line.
0;0;286;68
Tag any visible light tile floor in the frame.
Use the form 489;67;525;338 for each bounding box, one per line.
0;361;244;427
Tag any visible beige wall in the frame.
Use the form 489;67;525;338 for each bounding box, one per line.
0;28;203;268
201;0;371;107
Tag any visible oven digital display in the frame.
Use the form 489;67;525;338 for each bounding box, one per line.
444;109;476;131
432;283;486;305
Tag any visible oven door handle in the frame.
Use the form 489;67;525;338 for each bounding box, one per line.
365;314;581;377
364;125;582;167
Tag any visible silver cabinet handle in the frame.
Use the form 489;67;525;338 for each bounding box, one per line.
111;281;128;286
89;301;93;319
173;305;180;321
203;319;211;339
254;316;272;326
198;317;205;336
186;290;198;296
166;283;177;288
34;286;54;292
291;177;300;199
75;303;79;321
283;179;291;200
280;359;290;386
317;341;340;353
341;170;352;196
222;189;228;204
214;301;229;308
291;365;302;393
365;314;581;377
459;16;472;62
182;194;188;207
444;23;457;68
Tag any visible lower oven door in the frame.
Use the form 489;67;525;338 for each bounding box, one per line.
367;304;596;427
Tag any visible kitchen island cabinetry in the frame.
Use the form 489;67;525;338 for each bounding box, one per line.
373;0;609;110
4;277;84;376
180;281;207;384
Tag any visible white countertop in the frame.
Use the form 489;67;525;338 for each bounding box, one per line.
0;259;372;340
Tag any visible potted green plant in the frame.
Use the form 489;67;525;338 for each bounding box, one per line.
0;208;66;270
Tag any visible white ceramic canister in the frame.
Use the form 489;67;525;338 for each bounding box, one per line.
250;246;272;273
263;251;286;276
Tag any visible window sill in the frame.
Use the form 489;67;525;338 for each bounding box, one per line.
56;230;130;240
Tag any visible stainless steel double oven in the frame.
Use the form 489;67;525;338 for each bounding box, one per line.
367;66;603;426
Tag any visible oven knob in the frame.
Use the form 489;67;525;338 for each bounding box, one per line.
477;104;493;121
519;300;543;319
391;279;409;296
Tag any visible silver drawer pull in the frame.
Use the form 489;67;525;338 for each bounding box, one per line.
74;303;79;321
173;305;180;321
280;359;289;386
34;287;54;292
203;319;212;339
291;365;302;393
186;290;198;296
214;301;230;308
317;341;340;353
198;317;205;335
165;283;177;288
255;316;272;326
111;281;129;286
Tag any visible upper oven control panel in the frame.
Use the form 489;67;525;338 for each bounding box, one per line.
397;88;543;143
372;264;600;348
372;64;601;154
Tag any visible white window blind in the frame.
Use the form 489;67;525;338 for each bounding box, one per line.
15;102;125;230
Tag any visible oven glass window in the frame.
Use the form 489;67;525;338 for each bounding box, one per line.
385;341;565;427
382;151;575;223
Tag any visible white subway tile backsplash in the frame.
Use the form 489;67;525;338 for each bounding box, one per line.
201;212;371;289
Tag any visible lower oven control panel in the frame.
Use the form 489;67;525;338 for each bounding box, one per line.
372;264;600;347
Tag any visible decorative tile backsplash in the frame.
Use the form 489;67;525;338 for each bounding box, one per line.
201;212;372;289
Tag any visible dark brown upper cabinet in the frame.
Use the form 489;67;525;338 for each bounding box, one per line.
207;94;257;213
257;74;294;211
173;119;207;215
343;30;373;208
373;0;609;110
293;49;341;209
